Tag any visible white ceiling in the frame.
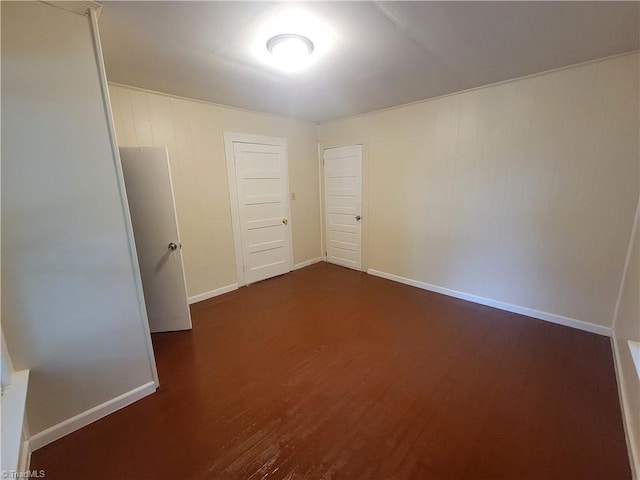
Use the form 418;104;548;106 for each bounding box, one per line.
99;1;640;123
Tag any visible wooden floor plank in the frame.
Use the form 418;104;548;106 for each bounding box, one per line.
31;263;631;479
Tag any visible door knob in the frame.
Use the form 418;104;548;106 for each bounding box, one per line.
282;219;288;225
168;242;178;251
356;215;361;221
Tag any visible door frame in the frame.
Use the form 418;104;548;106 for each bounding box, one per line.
223;131;293;287
92;9;159;388
323;144;364;271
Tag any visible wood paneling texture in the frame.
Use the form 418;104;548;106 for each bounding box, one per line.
31;264;631;479
108;85;321;299
319;53;640;328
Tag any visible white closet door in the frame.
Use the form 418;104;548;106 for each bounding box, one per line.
233;142;292;284
324;145;362;271
120;147;192;332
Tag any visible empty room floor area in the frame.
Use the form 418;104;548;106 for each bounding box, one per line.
31;263;631;479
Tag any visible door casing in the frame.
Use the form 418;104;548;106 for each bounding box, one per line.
323;145;363;271
223;132;293;287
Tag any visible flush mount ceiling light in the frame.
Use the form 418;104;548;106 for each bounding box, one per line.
267;34;315;58
253;9;334;73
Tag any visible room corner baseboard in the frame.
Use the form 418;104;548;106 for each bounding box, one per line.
29;381;157;451
611;332;640;479
188;283;239;304
18;439;31;474
293;257;324;271
367;269;611;337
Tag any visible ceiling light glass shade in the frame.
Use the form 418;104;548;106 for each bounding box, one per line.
253;10;334;73
266;34;314;70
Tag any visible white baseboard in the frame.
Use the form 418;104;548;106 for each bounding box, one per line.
2;369;30;473
188;283;239;304
29;381;157;451
189;263;324;303
18;439;31;474
293;257;324;271
611;332;640;479
367;269;611;337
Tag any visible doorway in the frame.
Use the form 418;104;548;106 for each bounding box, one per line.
224;132;293;286
323;145;363;271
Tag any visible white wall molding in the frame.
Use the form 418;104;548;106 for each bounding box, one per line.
29;382;156;451
18;439;31;475
188;283;239;304
324;50;639;124
1;370;30;474
223;131;291;288
610;195;640;479
108;82;317;125
611;331;640;478
613;197;640;329
41;1;102;17
293;257;324;271
89;8;159;387
317;141;325;259
367;269;611;337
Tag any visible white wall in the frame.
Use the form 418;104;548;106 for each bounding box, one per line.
1;2;156;436
108;85;321;298
319;53;639;329
613;200;640;476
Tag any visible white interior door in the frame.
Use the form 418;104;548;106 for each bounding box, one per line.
119;147;192;333
233;142;293;284
324;145;363;270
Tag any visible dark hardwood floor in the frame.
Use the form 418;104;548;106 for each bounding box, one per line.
31;262;631;479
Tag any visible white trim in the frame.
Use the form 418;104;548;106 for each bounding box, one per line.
610;195;640;479
293;257;324;271
223;134;245;287
188;283;239;304
19;390;31;474
611;332;640;479
18;439;31;475
323;145;364;271
367;269;611;336
1;328;15;391
323;50;640;124
42;1;102;17
629;341;640;381
29;381;157;451
1;370;30;473
108;54;637;126
613;197;640;329
89;8;159;387
108;82;316;126
317;141;325;259
223;132;292;287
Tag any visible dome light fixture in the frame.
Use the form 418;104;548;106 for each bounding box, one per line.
266;33;315;70
253;10;333;73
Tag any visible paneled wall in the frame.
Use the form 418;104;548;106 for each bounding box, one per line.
319;53;639;328
2;2;156;435
108;85;321;298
